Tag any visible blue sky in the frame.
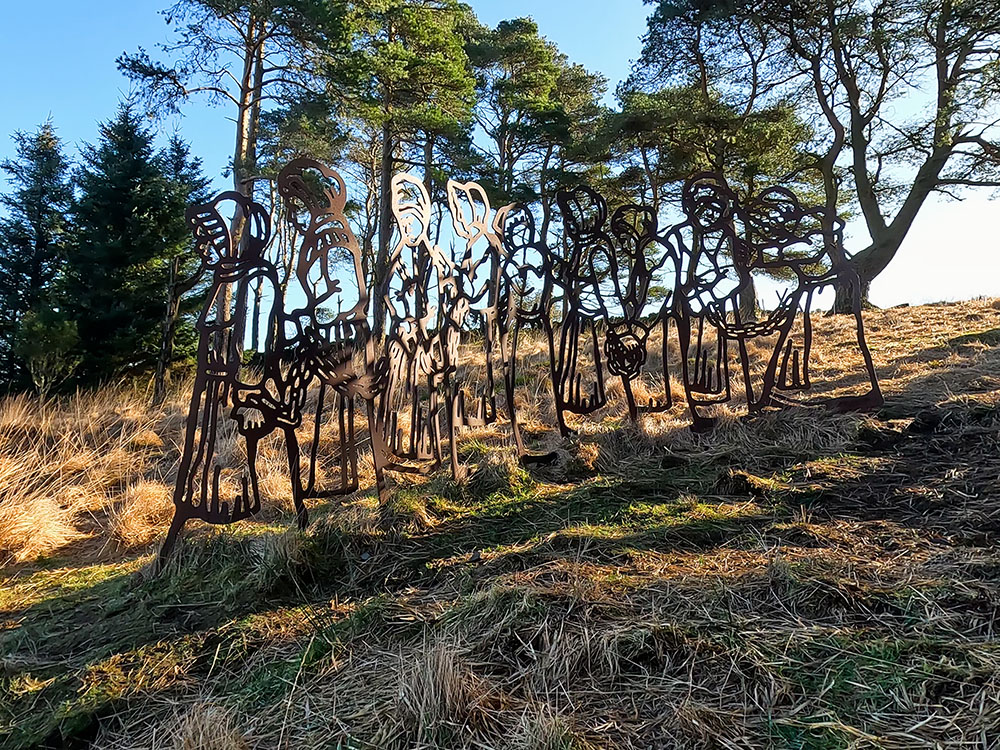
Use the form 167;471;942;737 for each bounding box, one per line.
0;0;996;307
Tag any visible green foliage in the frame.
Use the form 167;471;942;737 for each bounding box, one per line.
334;0;477;136
0;121;73;391
468;17;607;206
13;309;80;397
61;106;205;383
159;134;212;363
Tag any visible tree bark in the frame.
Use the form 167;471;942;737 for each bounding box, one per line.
373;119;394;340
153;258;181;407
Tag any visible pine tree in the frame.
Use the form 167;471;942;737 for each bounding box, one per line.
0;120;73;390
326;0;478;336
63;106;180;382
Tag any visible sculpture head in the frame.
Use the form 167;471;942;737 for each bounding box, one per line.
610;205;657;252
186;192;270;270
557;185;607;238
391;174;432;247
682;174;736;233
496;203;536;254
448;180;492;240
278;158;348;234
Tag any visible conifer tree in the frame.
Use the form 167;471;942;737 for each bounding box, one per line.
63;106;181;382
0;121;73;390
152;135;211;405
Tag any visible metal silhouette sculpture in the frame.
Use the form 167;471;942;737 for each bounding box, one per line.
547;186;611;437
159;160;388;569
736;184;882;413
663;175;745;432
159;191;277;567
378;175;513;480
159;161;883;569
379;174;450;474
497;173;882;437
268;158;388;511
602;202;675;422
496;203;560;463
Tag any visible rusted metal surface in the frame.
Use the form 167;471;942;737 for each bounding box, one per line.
159;159;389;570
159;163;882;567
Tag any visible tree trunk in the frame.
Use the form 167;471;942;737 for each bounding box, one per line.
153;258;182;407
423;134;434;197
373;120;394;340
228;25;266;359
833;229;907;313
153;257;204;407
738;276;760;322
833;274;872;313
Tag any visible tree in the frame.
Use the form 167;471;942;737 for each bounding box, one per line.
624;3;816;317
14;310;79;398
325;0;478;336
119;0;338;351
468;17;607;229
0;121;73;391
152;136;211;405
119;0;334;195
604;87;813;214
62;106;182;382
641;0;1000;309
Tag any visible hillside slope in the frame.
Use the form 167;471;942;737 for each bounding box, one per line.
3;299;1000;749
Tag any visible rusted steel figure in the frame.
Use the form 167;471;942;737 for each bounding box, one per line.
446;179;505;431
259;158;388;510
159;160;387;569
663;173;883;429
736;186;882;412
603;203;675;422
495;203;559;463
159;191;278;566
660;175;745;431
547;186;612;436
159;160;884;570
379;174;450;473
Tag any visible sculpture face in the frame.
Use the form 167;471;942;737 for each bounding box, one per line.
557;185;607;238
186;193;270;269
498;204;551;319
392;175;432;248
448;180;491;240
279;160;363;319
683;176;736;233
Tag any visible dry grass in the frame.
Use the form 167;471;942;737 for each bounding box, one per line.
170;703;250;750
110;479;174;548
4;299;1000;749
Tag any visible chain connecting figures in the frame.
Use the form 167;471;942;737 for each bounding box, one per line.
158;162;882;568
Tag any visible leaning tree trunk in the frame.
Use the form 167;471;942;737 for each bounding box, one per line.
833;236;900;313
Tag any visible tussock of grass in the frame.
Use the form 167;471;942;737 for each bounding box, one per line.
110;479;173;548
171;703;250;750
396;639;487;740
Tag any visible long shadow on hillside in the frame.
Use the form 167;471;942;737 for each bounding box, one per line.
764;334;1000;541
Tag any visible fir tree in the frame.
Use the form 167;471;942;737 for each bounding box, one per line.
153;135;211;405
0;120;73;390
63;106;180;382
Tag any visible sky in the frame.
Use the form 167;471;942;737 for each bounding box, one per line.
0;0;997;308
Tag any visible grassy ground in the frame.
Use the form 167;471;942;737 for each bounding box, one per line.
3;299;1000;749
